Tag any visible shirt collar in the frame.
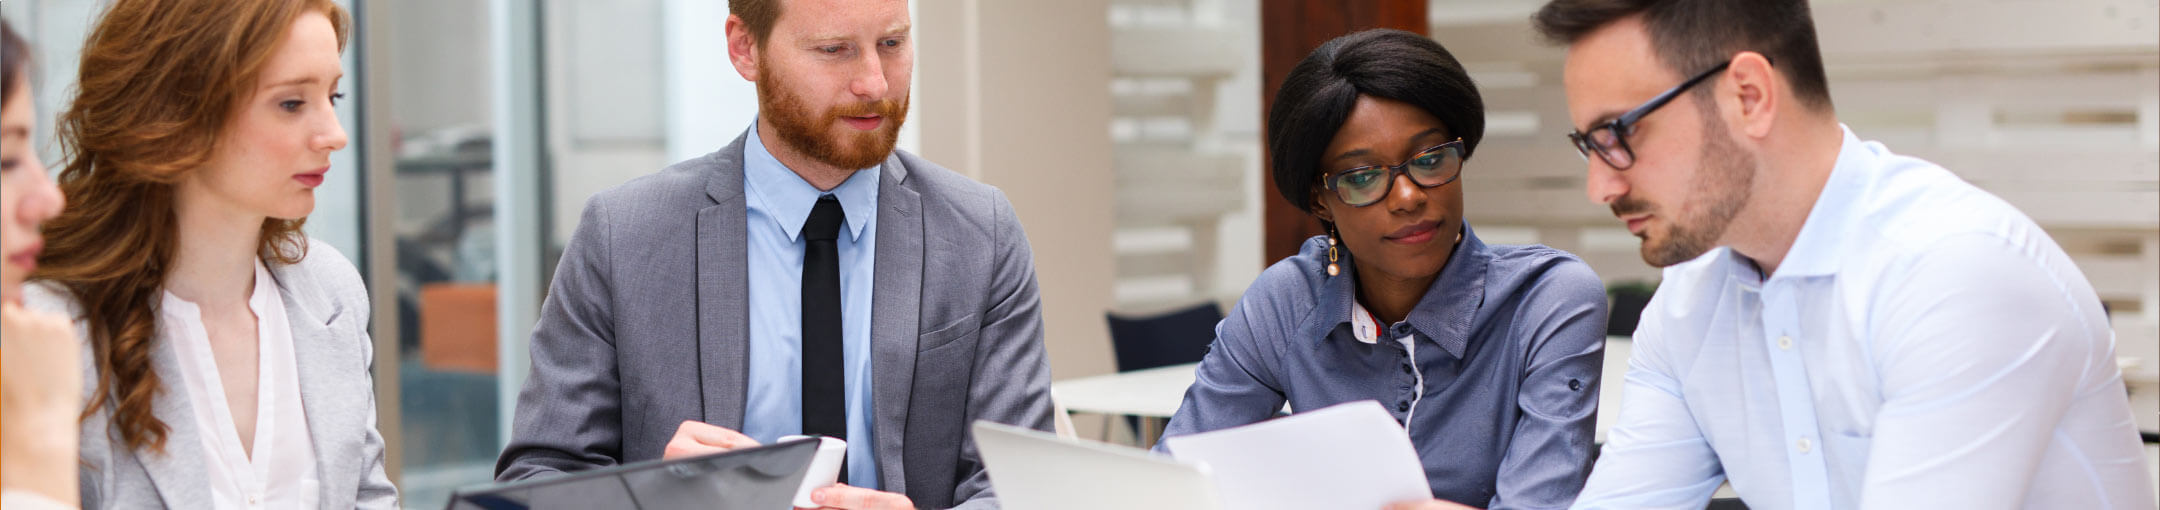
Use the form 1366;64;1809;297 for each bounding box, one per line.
160;258;279;321
247;258;278;311
1316;222;1490;359
1768;124;1871;279
744;120;881;242
1346;300;1390;344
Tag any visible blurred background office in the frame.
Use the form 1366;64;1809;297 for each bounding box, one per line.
3;0;2153;505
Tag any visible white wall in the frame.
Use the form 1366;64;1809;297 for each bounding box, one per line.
388;0;492;136
918;0;1119;391
662;0;757;165
548;0;667;245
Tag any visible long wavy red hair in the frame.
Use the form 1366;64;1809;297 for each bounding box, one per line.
32;0;348;454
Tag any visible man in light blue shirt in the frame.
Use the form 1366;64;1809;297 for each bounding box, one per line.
497;1;1056;508
1535;0;2155;508
740;123;883;491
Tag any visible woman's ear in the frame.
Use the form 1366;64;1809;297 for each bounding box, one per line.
1309;189;1335;224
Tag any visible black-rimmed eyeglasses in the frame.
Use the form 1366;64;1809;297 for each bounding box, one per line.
1567;61;1732;170
1321;139;1465;207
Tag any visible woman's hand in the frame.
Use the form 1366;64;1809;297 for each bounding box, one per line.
1;303;82;505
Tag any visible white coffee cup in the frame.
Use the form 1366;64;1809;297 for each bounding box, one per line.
779;435;848;508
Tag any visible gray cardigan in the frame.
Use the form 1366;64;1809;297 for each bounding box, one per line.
24;239;398;509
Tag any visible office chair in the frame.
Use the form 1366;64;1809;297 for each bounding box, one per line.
1106;301;1224;373
1102;301;1224;444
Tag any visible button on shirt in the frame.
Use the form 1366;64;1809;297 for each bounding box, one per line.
162;260;320;510
1158;225;1610;509
739;122;883;489
1573;126;2156;509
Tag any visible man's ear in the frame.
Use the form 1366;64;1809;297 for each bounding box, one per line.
726;14;761;82
1722;51;1779;140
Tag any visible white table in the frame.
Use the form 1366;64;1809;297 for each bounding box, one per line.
1053;363;1199;419
1051;363;1198;446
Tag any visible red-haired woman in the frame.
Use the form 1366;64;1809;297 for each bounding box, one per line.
24;0;396;507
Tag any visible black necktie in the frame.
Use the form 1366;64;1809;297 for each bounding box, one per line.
802;195;847;483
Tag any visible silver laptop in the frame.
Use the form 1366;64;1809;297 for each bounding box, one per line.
972;420;1221;510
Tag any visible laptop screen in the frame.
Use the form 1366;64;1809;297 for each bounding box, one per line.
446;437;820;510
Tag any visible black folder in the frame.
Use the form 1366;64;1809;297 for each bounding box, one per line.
445;437;820;510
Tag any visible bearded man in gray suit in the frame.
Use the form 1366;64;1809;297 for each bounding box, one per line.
494;1;1054;508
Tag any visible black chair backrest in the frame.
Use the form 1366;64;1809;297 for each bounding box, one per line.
1105;302;1225;372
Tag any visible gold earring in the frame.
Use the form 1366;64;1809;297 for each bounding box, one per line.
1326;235;1340;276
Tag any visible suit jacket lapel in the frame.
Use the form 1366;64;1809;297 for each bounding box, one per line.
698;133;754;430
270;260;357;507
869;153;922;491
141;332;210;510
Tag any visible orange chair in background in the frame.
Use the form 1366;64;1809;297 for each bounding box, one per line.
418;283;498;373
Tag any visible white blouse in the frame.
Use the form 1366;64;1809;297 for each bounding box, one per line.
160;260;320;510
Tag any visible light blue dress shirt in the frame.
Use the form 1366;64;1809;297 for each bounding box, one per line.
1573;126;2154;509
740;123;883;490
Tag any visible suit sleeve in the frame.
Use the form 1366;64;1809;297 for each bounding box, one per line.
949;190;1056;510
495;197;627;481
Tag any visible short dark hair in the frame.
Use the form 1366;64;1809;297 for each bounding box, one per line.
1533;0;1832;110
2;17;27;106
731;0;783;45
1268;29;1485;214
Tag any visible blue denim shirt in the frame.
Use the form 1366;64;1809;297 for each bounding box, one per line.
1158;223;1608;509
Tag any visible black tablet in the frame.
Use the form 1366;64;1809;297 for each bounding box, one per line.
445;437;820;510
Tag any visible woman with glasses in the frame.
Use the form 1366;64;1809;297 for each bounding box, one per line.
1155;29;1608;510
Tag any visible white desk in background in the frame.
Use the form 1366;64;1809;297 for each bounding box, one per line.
1053;363;1197;420
1051;363;1197;447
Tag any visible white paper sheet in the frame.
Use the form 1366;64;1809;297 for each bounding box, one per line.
1161;400;1431;510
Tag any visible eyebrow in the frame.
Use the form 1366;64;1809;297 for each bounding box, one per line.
263;77;321;90
1330;127;1449;163
257;74;345;95
1578;110;1626;133
2;126;26;138
805;23;912;42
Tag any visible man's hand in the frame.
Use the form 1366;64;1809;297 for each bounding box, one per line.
1382;499;1481;510
798;483;915;510
660;420;760;460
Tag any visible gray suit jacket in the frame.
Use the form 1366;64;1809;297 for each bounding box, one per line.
23;239;398;510
495;131;1055;509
